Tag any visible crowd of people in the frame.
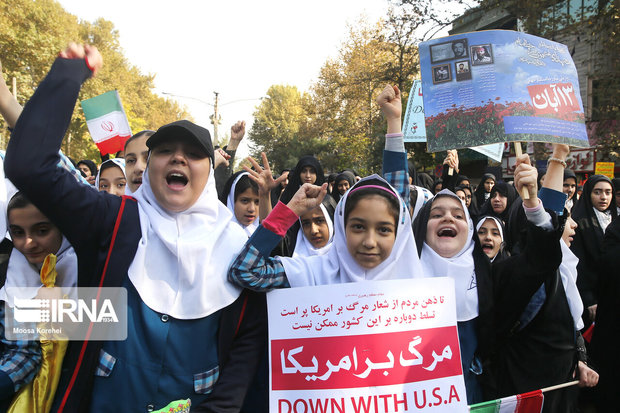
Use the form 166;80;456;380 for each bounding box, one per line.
0;44;617;412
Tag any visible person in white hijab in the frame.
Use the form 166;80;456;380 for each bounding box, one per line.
228;175;424;290
4;44;265;411
95;158;126;196
221;171;260;237
292;203;334;258
411;155;569;406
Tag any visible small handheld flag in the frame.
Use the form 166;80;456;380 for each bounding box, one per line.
81;91;132;156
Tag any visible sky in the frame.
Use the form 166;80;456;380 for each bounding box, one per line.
57;0;390;158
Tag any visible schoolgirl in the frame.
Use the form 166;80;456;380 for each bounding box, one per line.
228;174;422;289
478;181;518;227
332;171;355;201
411;157;565;404
570;174;617;328
474;173;496;207
228;84;422;289
220;171;260;237
95;158;126;196
292;201;335;258
277;155;331;256
475;215;506;262
5;44;265;412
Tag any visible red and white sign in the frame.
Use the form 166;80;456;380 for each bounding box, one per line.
527;83;580;115
268;278;467;412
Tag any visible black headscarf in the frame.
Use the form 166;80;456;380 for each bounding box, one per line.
333;171;356;202
77;159;97;177
570;175;617;320
478;182;518;224
474;173;496;207
563;169;577;201
279;156;325;205
572;175;616;223
417;173;435;191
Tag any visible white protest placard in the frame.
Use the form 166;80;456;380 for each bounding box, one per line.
268;278;467;413
402;80;427;142
471;143;504;162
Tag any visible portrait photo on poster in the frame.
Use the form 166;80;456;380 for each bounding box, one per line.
432;64;452;84
430;39;469;63
451;39;469;59
471;44;494;65
455;60;472;81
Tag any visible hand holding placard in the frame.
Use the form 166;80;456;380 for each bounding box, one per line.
514;153;539;208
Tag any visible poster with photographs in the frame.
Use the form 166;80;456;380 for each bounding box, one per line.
419;30;589;152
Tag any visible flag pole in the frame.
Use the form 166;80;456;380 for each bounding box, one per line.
540;380;579;393
513;142;530;200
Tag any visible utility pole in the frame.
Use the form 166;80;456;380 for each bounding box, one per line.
209;91;222;147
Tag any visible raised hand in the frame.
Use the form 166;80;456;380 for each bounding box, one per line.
214;148;231;169
514;154;538;208
227;120;246;151
58;43;103;76
244;152;286;195
376;85;402;134
287;183;328;217
443;150;459;173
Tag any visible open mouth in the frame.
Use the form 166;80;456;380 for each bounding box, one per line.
481;242;494;252
166;171;188;189
133;177;143;185
437;227;457;238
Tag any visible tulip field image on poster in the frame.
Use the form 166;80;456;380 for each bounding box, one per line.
419;30;589;152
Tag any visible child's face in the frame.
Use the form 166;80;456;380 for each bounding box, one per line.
300;207;330;249
98;165;126;196
234;188;259;227
9;204;63;265
124;136;149;193
591;181;612;212
345;195;397;269
148;139;211;213
484;179;494;192
491;192;507;214
337;180;350;195
300;166;317;185
477;218;502;259
426;196;469;258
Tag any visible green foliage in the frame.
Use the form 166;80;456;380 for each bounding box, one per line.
0;0;190;162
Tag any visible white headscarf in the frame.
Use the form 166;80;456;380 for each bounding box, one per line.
419;190;478;322
292;203;334;258
281;175;423;286
0;237;77;307
226;172;259;237
128;163;247;319
95;158;126;192
475;216;504;262
559;239;584;330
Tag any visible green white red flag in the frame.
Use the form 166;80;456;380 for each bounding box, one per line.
81;90;132;156
469;390;543;413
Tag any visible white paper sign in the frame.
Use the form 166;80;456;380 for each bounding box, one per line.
268;278;468;412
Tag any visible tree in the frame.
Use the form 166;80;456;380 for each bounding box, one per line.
0;0;191;162
248;85;327;171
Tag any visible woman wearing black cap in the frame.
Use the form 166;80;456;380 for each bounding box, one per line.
5;44;265;413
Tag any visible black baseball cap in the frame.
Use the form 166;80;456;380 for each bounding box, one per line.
146;120;214;161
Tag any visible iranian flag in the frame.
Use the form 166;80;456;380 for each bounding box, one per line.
81;90;132;156
469;390;543;413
